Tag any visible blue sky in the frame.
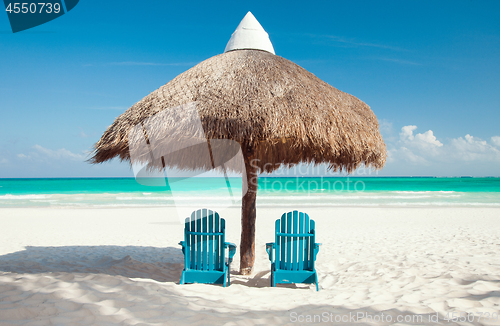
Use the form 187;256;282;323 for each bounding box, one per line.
1;0;499;177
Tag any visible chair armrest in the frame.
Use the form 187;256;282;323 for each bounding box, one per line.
225;242;237;264
313;243;321;258
265;242;275;261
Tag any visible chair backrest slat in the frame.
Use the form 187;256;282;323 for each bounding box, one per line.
298;211;304;271
280;214;286;270
185;214;191;270
196;210;202;269
309;219;315;270
189;212;196;269
220;218;226;270
275;219;281;270
184;209;225;272
215;213;220;270
304;212;310;270
286;212;292;270
202;209;208;270
292;211;298;271
208;212;214;271
274;211;315;272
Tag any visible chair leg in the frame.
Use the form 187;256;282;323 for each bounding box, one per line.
271;264;275;287
227;263;231;286
180;271;185;285
314;272;319;291
223;265;227;287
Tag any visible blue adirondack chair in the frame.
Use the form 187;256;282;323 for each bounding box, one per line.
266;211;321;291
179;209;236;286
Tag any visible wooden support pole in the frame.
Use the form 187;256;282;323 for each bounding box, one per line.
239;152;258;275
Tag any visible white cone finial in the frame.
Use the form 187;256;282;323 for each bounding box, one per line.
224;12;275;54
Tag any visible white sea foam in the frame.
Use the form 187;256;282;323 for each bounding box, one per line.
0;194;50;200
393;190;456;194
116;196;172;201
0;190;498;208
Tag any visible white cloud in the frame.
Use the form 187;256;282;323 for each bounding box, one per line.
399;125;417;141
383;125;500;176
80;131;88;138
376;57;421;66
378;119;395;142
395;147;428;165
447;134;500;161
491;136;500;147
32;145;84;161
399;125;443;148
396;125;443;159
414;130;443;147
0;158;7;164
313;34;406;51
90;106;127;111
17;145;85;164
379;119;393;134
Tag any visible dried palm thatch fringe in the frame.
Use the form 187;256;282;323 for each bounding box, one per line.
90;49;386;172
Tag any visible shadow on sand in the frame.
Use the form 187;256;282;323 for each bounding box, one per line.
0;245;185;283
0;245;280;287
0;247;481;325
0;245;307;289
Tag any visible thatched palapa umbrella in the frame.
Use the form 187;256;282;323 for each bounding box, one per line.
91;12;387;275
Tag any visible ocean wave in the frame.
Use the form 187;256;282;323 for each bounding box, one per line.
0;194;50;200
262;195;435;199
385;202;500;207
392;190;457;194
259;194;461;200
0;190;498;208
116;196;172;201
255;202;500;207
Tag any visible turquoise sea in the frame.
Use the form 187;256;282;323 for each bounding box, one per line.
1;177;499;208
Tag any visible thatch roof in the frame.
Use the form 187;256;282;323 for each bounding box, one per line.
91;49;386;173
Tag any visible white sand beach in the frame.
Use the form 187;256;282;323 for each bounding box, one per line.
1;207;500;325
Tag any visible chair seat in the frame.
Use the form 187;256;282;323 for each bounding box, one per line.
272;270;317;285
181;270;227;285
